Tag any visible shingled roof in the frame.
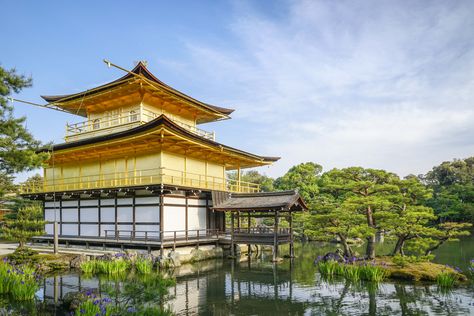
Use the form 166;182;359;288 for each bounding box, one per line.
212;190;307;212
41;62;234;118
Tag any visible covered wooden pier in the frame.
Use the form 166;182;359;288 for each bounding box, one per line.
212;190;307;261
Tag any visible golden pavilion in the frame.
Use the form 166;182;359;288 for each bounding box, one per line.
22;61;306;258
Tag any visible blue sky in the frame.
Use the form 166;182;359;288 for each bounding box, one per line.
3;0;474;181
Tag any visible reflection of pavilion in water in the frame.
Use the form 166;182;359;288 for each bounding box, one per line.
40;260;310;315
169;260;311;315
40;259;474;315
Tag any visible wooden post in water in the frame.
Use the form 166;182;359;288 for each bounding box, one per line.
53;221;59;254
247;211;251;257
230;212;235;257
273;210;279;261
289;209;294;258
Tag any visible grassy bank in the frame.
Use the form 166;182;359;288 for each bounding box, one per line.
315;256;468;285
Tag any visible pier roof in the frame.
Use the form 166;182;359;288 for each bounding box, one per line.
212;190;307;212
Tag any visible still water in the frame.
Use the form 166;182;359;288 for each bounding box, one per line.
2;237;474;315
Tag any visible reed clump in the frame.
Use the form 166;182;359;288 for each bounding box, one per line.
0;258;40;300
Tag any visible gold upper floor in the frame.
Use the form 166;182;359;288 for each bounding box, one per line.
66;104;215;142
25;62;278;195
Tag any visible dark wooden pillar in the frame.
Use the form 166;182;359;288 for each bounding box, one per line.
237;211;240;231
247;211;251;256
230;212;235;257
159;194;164;257
289;209;294;258
273;210;279;261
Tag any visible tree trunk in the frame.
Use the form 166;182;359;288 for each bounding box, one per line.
365;205;376;259
338;234;353;258
366;235;376;259
392;237;405;256
424;238;447;256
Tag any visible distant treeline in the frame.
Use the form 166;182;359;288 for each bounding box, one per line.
229;157;474;223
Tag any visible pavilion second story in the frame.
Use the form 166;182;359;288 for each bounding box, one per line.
42;62;234;143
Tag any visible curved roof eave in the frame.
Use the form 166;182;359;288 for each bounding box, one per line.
41;62;235;116
39;115;279;165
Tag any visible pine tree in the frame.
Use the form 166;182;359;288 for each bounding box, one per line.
0;65;48;197
321;167;400;259
2;204;45;247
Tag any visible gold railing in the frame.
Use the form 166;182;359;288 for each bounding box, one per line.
65;110;215;141
19;167;259;194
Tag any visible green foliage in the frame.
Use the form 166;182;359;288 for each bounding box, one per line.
95;259;130;275
316;260;388;282
316;260;340;278
1;204;45;247
0;65;48;198
227;170;275;192
417;222;472;256
7;247;40;265
359;264;388;282
135;257;153;274
392;254;434;267
343;264;362;281
274;162;322;207
0;260;40;300
382;177;438;256
436;271;459;288
75;298;113;316
97;272;175;315
80;260;97;274
308;167;399;258
424;157;474;222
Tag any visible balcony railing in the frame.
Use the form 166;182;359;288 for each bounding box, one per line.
19;167;260;194
65;109;215;141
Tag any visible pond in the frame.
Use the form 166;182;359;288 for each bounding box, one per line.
1;236;473;315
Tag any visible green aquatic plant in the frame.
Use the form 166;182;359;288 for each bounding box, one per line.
135;257;153;274
359;263;388;282
80;260;97;274
10;276;39;301
96;259;130;275
0;260;40;300
74;292;114;316
343;264;362;282
316;260;340;277
437;271;459;288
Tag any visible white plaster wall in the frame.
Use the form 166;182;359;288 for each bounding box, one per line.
117;207;133;222
187;199;207;206
163;205;186;237
101;199;115;206
134;224;160;238
117;198;133;205
62;209;78;222
163;197;186;205
188;207;207;236
45;201;60;208
62;224;78;236
100;224;115;237
135;206;159;222
136;196;160;204
80;208;98;222
80;224;98;236
81;199;98;206
45;209;59;222
101;207;115;222
62;200;78;207
45;223;53;235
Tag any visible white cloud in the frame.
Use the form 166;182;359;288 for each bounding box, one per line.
168;0;474;178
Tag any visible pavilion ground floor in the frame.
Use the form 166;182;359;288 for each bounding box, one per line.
24;185;306;260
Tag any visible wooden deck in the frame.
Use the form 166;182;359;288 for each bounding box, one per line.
32;227;293;252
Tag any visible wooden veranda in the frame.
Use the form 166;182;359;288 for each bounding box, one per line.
212;190;307;261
